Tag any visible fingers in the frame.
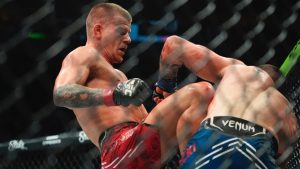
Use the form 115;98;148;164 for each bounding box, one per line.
152;86;164;104
153;97;163;104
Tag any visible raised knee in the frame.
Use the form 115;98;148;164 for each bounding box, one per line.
196;81;215;95
184;82;215;101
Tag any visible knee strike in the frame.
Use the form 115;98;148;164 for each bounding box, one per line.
184;82;214;101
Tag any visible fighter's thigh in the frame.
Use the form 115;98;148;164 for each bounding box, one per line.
177;112;203;154
144;90;188;162
144;82;213;142
144;89;185;138
145;82;214;135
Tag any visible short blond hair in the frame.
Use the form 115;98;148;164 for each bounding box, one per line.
86;3;132;38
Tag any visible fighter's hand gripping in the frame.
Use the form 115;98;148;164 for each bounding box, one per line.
152;78;177;104
104;78;151;106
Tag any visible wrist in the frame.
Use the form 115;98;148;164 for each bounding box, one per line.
156;78;177;93
102;89;116;106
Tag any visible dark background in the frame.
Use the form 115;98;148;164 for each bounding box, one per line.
0;0;299;143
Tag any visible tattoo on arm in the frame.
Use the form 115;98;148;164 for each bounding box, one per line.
159;61;181;80
53;84;104;108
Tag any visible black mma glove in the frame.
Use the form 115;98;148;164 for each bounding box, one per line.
104;78;150;106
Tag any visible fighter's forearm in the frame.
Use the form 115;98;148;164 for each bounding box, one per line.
159;60;181;80
159;37;184;80
53;84;106;108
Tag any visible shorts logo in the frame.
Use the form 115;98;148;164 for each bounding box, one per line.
222;120;255;132
124;80;137;96
120;129;134;141
180;143;197;165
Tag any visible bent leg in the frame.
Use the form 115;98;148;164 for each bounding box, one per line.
144;81;214;162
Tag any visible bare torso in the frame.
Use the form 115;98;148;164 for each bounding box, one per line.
70;47;148;147
205;64;293;152
159;35;297;156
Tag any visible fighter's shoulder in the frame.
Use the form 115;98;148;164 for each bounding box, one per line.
66;46;102;63
68;46;96;57
219;62;246;75
114;69;127;80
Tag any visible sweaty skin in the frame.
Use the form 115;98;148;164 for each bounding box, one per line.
159;35;298;155
53;4;214;165
53;12;149;147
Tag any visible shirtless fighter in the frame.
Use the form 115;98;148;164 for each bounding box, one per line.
154;35;299;168
53;3;214;169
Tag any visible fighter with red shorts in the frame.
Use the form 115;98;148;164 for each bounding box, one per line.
100;122;161;169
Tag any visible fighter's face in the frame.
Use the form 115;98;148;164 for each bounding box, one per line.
101;15;131;64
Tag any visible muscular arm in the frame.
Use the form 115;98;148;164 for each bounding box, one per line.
54;84;110;108
159;35;244;83
53;49;111;108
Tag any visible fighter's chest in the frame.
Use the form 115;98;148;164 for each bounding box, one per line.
86;67;124;88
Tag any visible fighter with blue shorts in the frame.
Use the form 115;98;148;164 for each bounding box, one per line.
180;116;278;169
155;35;298;169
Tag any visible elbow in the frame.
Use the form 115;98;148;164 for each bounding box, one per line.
53;88;63;107
161;35;185;63
53;93;72;110
163;35;183;53
53;93;60;107
165;35;182;43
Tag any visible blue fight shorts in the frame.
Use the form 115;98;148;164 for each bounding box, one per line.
180;116;279;169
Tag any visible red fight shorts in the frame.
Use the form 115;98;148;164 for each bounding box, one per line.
99;122;161;169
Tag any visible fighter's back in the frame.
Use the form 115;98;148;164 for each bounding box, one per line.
206;64;297;154
207;64;273;119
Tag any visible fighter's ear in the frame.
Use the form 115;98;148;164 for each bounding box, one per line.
93;24;102;39
259;64;282;82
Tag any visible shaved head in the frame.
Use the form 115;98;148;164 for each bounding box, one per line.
86;3;132;38
258;64;282;82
